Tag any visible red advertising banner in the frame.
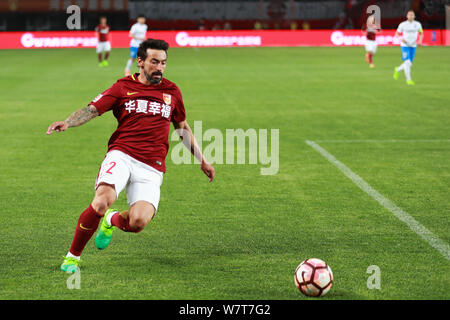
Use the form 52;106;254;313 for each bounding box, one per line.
0;29;445;49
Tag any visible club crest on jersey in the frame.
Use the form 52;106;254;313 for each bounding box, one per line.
163;93;172;105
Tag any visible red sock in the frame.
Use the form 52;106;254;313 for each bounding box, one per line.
110;212;141;233
368;53;373;64
69;204;102;256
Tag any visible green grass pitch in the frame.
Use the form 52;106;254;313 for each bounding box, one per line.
0;46;448;299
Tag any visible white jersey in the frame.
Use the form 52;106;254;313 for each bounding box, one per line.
397;20;423;47
129;22;148;48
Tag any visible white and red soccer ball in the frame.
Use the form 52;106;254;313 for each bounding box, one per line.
294;258;333;297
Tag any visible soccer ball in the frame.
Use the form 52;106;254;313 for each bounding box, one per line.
294;258;333;297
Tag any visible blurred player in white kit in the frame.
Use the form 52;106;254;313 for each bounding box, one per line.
124;14;148;76
393;10;423;85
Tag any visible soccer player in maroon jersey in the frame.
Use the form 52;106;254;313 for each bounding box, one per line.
362;14;380;69
95;16;111;67
46;39;216;273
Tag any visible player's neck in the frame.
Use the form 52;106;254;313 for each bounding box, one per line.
137;73;150;85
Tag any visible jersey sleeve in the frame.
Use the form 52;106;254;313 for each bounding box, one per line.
130;24;137;34
418;22;423;32
89;81;122;115
171;88;186;123
396;22;403;33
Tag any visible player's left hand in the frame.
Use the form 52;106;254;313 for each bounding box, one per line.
201;160;215;182
46;121;68;135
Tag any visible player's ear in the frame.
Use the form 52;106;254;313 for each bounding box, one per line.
136;57;144;68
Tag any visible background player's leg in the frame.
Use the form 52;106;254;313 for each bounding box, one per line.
367;51;374;68
404;59;412;82
102;42;111;66
67;184;116;258
125;58;134;76
397;47;409;72
402;48;413;83
125;47;138;76
397;62;405;71
97;48;104;67
102;51;110;67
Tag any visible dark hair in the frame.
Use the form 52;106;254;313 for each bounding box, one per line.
137;38;169;60
137;14;146;19
99;15;107;20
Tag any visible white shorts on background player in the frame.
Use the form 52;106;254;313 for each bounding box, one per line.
95;150;163;211
96;41;111;53
365;40;377;53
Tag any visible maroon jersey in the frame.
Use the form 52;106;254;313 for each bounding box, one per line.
366;30;376;41
363;23;379;41
95;24;110;42
89;74;186;173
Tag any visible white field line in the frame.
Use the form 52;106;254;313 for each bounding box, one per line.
306;140;450;261
314;139;450;143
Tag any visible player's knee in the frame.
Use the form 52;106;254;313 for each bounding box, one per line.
91;196;113;216
129;217;147;232
92;184;116;215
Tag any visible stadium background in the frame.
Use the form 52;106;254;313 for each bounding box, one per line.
0;0;449;49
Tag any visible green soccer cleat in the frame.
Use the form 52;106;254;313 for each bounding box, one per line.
406;80;415;86
60;256;80;273
98;62;104;67
102;60;109;67
393;67;399;80
96;209;117;250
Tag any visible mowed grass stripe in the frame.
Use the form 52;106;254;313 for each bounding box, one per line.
306;140;450;261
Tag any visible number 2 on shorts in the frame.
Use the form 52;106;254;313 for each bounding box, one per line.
105;161;116;174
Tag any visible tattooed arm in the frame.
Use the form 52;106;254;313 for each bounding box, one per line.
46;105;99;135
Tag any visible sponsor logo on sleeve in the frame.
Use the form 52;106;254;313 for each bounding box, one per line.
92;93;103;102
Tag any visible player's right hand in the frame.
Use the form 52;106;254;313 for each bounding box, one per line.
201;160;215;182
46;121;68;135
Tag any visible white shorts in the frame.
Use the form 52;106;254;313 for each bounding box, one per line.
365;40;377;53
96;41;111;53
95;150;163;211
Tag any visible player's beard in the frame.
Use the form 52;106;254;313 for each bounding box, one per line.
144;70;163;85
